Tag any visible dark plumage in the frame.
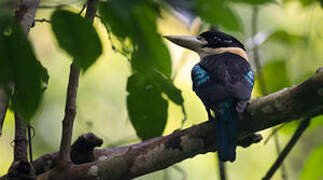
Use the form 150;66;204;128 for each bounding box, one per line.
191;53;254;162
200;31;245;50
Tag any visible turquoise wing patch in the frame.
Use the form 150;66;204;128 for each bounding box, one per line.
245;70;254;87
192;65;210;86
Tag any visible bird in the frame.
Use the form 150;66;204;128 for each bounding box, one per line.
164;30;254;162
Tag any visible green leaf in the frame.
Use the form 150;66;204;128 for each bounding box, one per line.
131;6;172;77
0;15;43;121
300;145;323;180
51;10;102;72
127;73;168;140
266;30;304;45
99;2;172;77
298;0;318;6
230;0;274;5
98;0;135;40
35;60;49;91
151;71;184;105
195;0;241;31
261;59;290;94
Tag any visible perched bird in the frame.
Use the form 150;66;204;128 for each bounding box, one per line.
165;30;254;162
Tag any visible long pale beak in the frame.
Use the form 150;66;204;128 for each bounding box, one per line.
164;35;206;51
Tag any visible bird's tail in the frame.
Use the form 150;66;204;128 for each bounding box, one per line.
213;98;238;162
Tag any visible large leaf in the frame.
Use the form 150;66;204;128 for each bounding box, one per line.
51;10;102;72
98;0;135;40
261;59;290;94
266;30;304;45
0;15;44;121
99;1;172;77
151;71;184;105
300;145;323;180
131;6;172;77
127;73;168;140
195;0;241;31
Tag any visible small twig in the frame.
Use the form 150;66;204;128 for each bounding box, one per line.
0;86;10;136
34;18;51;23
57;0;98;168
78;3;87;15
14;111;28;162
179;105;187;129
97;15;131;61
38;0;81;9
173;165;187;180
264;124;286;145
163;168;170;180
251;7;267;95
57;64;80;167
27;123;33;162
262;119;310;180
218;158;227;180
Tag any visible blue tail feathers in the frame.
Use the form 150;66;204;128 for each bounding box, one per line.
213;98;238;162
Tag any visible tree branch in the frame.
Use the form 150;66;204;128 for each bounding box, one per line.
14;0;40;34
56;0;99;168
57;64;81;167
262;118;311;180
0;86;10;136
2;1;42;179
13;112;28;162
7;68;320;180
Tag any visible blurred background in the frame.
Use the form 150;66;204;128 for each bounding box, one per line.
0;0;323;179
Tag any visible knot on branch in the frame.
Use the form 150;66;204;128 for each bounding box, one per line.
71;132;103;164
8;160;35;180
238;133;263;148
316;67;323;73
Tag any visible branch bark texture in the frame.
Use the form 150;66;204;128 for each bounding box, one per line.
20;68;323;180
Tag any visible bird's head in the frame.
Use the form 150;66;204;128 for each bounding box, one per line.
164;30;247;60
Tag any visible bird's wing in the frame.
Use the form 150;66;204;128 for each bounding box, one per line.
198;53;254;101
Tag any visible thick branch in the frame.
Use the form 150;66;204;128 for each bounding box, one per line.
56;0;99;168
22;68;323;180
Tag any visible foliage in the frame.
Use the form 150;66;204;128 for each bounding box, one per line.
0;15;47;122
99;0;183;140
300;145;323;180
51;10;102;72
0;0;323;178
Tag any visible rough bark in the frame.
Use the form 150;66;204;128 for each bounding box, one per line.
1;68;320;180
14;0;40;34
